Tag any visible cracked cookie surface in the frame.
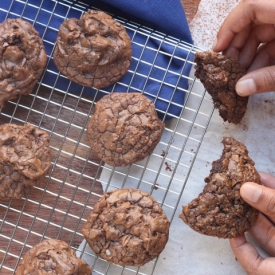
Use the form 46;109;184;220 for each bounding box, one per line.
86;92;164;167
195;51;247;124
0;123;51;199
0;18;47;107
82;188;170;266
53;9;131;89
15;239;92;275
179;137;260;238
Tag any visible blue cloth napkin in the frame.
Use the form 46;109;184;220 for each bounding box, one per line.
80;0;194;120
80;0;193;43
0;0;193;120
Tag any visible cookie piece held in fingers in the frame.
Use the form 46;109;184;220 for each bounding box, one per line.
0;123;51;199
53;9;132;88
195;51;247;124
82;188;170;266
86;92;164;167
15;239;92;275
0;18;47;107
179;137;260;238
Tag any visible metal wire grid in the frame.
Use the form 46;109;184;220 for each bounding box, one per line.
0;0;214;274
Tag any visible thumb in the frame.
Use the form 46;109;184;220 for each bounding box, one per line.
240;182;275;222
236;66;275;96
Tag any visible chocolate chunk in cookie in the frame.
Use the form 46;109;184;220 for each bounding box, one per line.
0;18;47;107
179;137;260;238
15;239;92;275
195;51;247;124
82;188;170;266
53;10;131;89
86;92;164;167
0;123;51;199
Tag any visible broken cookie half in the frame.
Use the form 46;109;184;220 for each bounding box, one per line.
179;137;260;238
195;51;247;124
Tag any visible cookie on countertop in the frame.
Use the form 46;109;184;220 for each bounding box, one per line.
53;9;132;89
179;137;261;238
0;18;47;107
195;51;247;124
86;92;164;167
15;239;92;275
0;123;51;199
82;188;170;266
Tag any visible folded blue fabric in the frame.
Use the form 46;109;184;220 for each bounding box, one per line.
80;0;194;120
80;0;192;43
0;0;193;120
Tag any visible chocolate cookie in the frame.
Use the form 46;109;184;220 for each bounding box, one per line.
0;123;51;199
86;92;164;167
179;137;260;238
82;188;170;266
53;10;131;89
195;51;247;124
0;18;47;107
15;239;92;275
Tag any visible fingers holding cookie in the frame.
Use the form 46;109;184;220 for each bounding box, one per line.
248;213;275;257
229;234;275;275
240;182;275;224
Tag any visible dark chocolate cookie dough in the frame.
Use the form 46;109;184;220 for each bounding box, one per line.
195;51;247;124
15;239;92;275
179;137;260;238
0;123;51;199
0;18;47;107
82;188;170;266
53;10;131;89
86;92;164;167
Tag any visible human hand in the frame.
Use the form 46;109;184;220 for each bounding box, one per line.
230;172;275;274
212;0;275;97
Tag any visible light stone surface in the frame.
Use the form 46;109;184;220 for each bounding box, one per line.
189;0;241;49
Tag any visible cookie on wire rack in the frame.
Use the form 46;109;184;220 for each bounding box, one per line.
82;188;170;266
0;18;47;107
53;9;132;89
0;123;51;199
15;239;92;275
86;92;164;167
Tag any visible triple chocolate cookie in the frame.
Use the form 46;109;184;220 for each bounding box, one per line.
0;18;47;107
53;10;132;89
86;92;164;167
0;123;51;199
15;239;92;275
179;137;260;238
82;188;170;266
195;51;247;124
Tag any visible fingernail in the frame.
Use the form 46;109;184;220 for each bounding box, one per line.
241;183;262;203
212;38;217;50
236;78;256;96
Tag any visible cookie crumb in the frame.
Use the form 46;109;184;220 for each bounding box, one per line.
153;183;160;190
165;162;173;172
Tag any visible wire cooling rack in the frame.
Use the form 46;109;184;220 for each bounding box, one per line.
0;0;214;274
